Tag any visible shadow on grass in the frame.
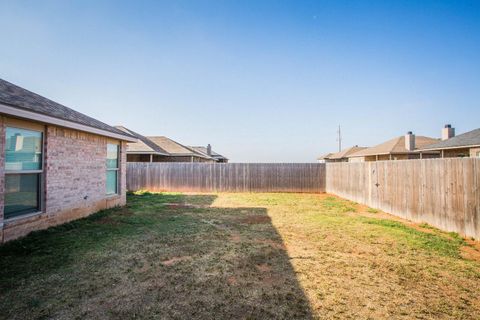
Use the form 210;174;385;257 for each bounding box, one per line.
0;192;313;319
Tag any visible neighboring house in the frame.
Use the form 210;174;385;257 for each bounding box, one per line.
316;153;333;163
418;125;480;158
319;146;367;163
189;145;229;163
147;136;215;162
0;79;136;243
117;127;225;163
118;127;216;163
115;126;170;162
347;132;439;162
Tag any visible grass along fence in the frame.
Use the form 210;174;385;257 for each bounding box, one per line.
326;158;480;239
127;162;326;193
127;159;480;239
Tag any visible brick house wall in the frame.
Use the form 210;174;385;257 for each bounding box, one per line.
0;116;127;243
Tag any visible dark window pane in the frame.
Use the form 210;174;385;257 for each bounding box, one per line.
5;127;43;171
107;144;119;169
4;174;40;219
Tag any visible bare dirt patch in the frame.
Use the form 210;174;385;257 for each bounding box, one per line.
256;263;272;272
461;240;480;261
226;275;238;285
229;231;241;243
160;256;191;266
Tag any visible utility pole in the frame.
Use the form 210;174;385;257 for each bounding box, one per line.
337;125;342;152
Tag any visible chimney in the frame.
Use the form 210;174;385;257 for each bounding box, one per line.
405;131;415;151
207;144;212;156
442;124;455;140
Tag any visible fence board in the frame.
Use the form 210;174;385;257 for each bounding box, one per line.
326;158;480;239
127;162;326;193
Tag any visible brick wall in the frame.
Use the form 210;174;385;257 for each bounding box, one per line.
1;120;127;243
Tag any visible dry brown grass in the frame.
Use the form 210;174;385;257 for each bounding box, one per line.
0;192;479;319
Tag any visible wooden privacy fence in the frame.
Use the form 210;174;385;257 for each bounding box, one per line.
127;162;326;193
326;158;480;239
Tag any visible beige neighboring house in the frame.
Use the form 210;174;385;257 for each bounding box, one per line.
116;126;222;163
115;126;170;162
146;136;215;163
189;145;229;163
418;125;480;158
347;132;439;162
317;153;333;163
318;146;367;163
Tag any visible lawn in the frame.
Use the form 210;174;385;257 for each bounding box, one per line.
1;192;479;319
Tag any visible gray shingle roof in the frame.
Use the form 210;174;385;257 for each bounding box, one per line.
328;146;368;159
420;128;480;150
317;153;333;160
189;146;228;161
115;126;169;155
349;135;439;157
0;78;133;138
147;136;213;159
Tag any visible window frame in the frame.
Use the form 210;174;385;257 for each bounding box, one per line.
106;142;120;195
4;119;45;220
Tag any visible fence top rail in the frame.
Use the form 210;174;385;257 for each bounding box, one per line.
326;158;480;165
127;162;325;165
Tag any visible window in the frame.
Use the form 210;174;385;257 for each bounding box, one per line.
477;151;480;158
106;143;119;195
4;126;43;219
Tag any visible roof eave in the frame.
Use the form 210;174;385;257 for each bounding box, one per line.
170;153;214;159
0;103;137;142
126;151;170;156
419;144;480;152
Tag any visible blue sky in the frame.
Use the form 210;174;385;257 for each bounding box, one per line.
1;0;479;162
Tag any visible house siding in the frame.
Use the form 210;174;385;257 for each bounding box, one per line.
470;147;480;157
0;117;127;243
348;152;440;162
441;148;472;158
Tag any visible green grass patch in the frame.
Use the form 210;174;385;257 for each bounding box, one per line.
361;218;466;258
322;196;357;213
